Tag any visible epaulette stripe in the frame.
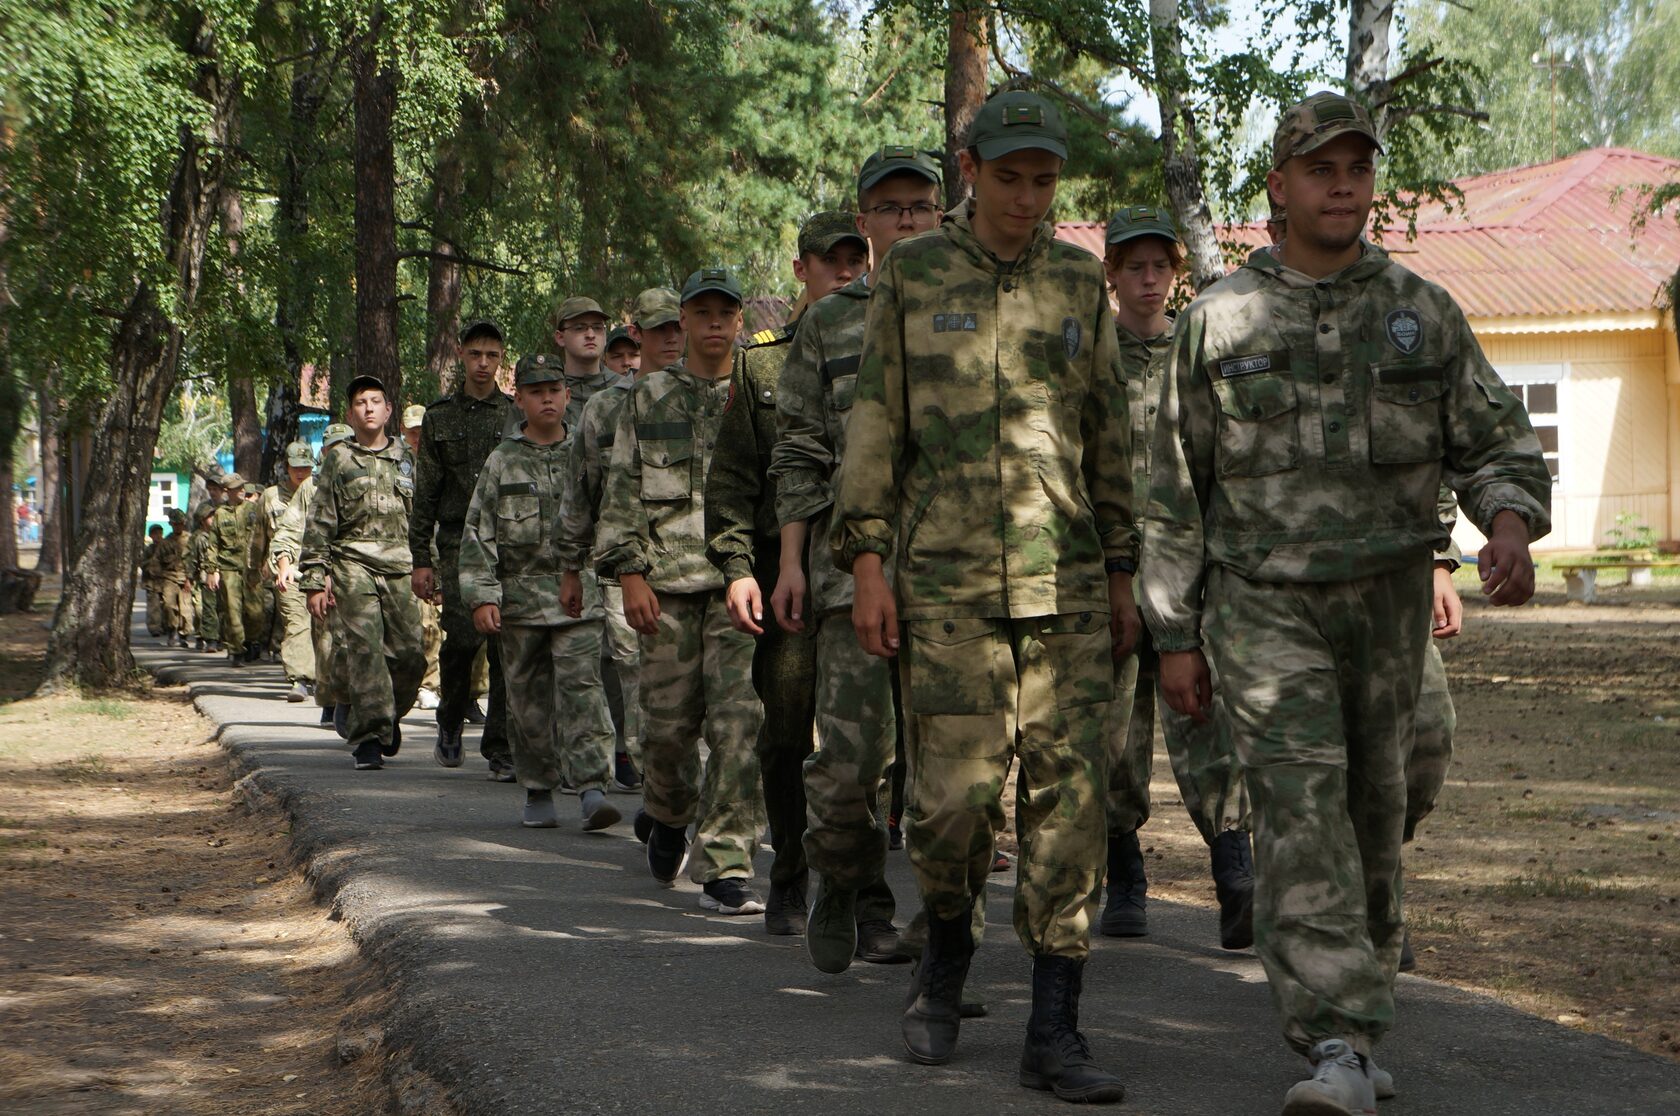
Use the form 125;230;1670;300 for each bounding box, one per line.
497;482;538;496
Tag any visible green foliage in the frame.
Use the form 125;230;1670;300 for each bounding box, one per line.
1603;512;1658;553
153;384;230;475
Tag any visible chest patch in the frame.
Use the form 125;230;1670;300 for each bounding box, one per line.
1386;308;1423;355
932;312;979;334
1062;317;1082;360
1219;353;1272;378
398;458;413;477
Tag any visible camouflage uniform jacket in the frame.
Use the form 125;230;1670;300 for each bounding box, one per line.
409;386;516;563
249;482;297;576
563;368;627;433
158;531;189;585
770;278;872;614
299;437;416;591
593;362;733;594
832;206;1139;621
558;379;633;573
208;500;257;572
704;321;797;584
1140;244;1552;653
270;476;317;568
141;539;164;583
1119;321;1174;524
460;429;602;628
185;528;215;583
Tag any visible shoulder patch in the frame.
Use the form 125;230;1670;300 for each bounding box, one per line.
747;324;794;347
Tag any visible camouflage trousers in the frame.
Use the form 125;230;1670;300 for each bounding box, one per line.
312;610;343;707
638;589;765;884
499;620;617;793
803;616;897;923
276;584;316;684
601;582;641;762
216;570;246;648
420;598;442;693
1104;652;1150;833
329;561;425;753
244;577;275;650
195;583;220;643
1406;641;1455;842
165;579;194;638
144;580;167;636
1205;562;1430;1057
901;613;1113;961
752;553;818;890
436;535;508;762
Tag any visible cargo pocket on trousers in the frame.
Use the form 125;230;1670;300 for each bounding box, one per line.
907;617;1004;723
1039;611;1115;709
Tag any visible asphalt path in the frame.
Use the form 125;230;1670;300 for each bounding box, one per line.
136;629;1680;1115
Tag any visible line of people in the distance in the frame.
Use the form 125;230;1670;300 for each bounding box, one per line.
227;87;1554;1116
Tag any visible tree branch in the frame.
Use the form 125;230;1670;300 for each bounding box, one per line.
1387;103;1490;125
397;249;527;276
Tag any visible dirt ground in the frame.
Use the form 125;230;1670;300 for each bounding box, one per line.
0;578;414;1115
1138;571;1680;1061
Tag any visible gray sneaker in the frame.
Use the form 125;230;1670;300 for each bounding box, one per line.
580;789;621;831
286;680;309;703
523;789;559;829
1282;1039;1376;1116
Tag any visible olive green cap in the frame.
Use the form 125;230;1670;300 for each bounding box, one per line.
797;211;867;257
345;374;387;401
858;144;942;194
1105;205;1181;249
515;352;566;387
966;90;1067;161
242;481;263;495
321;423;354;448
458;319;504;345
219;471;245;490
554;296;607;326
166;508;186;524
605;325;637;350
1271;92;1383;170
632;287;681;330
680;267;743;306
285;441;315;468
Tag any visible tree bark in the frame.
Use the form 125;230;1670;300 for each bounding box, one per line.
276;44;327;387
943;6;990;210
1346;0;1395;138
424;141;464;399
34;376;60;574
42;16;236;692
219;175;263;480
350;24;401;422
1149;0;1224;290
0;372;20;572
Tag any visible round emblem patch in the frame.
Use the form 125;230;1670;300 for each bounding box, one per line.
1062;317;1082;360
1385;308;1423;355
399;458;413;477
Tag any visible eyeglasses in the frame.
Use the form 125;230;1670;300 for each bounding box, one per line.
863;202;939;221
563;322;608;335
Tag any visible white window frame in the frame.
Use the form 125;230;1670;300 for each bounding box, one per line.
1496;363;1564;489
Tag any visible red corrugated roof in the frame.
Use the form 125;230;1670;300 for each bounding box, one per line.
1057;147;1680;319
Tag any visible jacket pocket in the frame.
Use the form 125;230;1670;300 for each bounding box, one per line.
640;439;694;503
906;617;1005;721
496;494;542;548
1369;362;1447;465
1212;374;1300;478
434;428;468;466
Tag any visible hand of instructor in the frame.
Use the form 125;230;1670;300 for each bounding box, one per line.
850;553;898;658
1160;648;1214;725
1478;509;1536;607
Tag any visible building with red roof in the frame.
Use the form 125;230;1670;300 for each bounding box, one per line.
1061;147;1680;552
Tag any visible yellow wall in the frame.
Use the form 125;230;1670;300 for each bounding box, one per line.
1453;325;1675;553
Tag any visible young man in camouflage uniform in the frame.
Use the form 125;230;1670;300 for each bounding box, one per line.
302;377;426;771
141;525;168;638
551;296;621;431
768;148;943;970
562;287;686;791
186;498;222;653
594;268;767;916
461;355;621;832
836;91;1138;1101
1097;206;1256;947
602;325;640;378
205;474;255;668
402;404;445;710
275;423;355;729
1142;93;1551;1114
160;509;194;647
256;442;317;701
410;321;517;777
706;210;866;940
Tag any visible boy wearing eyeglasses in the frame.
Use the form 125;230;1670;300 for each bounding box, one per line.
552;296;620;430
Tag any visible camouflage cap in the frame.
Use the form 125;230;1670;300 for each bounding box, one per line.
345;373;388;401
321;423;354;449
285;441;315;468
797;211;867;257
554;295;607;326
242;481;263;495
858;144;942;194
219;471;245;490
401;404;426;430
458;319;504;345
166;508;187;524
1271;92;1383;170
515;352;566;387
1105;205;1181;249
605;324;637;350
632;287;681;330
680;267;743;306
966;90;1067;161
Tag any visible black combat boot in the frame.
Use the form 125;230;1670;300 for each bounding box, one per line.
1209;828;1255;950
1018;954;1126;1103
1100;828;1147;937
901;905;975;1065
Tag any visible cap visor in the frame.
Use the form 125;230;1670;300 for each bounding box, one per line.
636;311;680;329
1290;127;1384;164
859;162;941;192
680;285;742;305
1105;227;1182;249
807;232;868;255
973;134;1068;162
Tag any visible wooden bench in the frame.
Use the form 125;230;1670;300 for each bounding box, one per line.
1553;559;1680;603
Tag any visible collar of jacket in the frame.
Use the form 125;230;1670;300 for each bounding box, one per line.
660;361;729;389
1242;239;1391;291
940;202;1057;274
510;423;566;448
562;368;619;391
453;385;511;408
346;435;405;462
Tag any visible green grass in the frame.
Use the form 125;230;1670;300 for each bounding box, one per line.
1407;908;1471;936
63;698;134;720
1493;870;1623;901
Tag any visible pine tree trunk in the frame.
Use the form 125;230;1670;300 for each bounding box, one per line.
220;180;263;480
1149;0;1224;291
35;377;61;574
42;18;236;692
350;26;401;422
276;48;326;386
424;142;464;400
942;6;989;210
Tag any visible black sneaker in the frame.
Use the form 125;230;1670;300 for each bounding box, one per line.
380;723;401;757
434;725;464;768
352;741;383;770
485;757;518;783
612;752;642;793
856;919;911;965
633;807;655;845
333;704;349;740
465;701;487;725
991;848;1011;873
764;878;808;936
888;813;904;851
700;878;765;916
228;651;244;670
319;705;335;727
646;817;689;886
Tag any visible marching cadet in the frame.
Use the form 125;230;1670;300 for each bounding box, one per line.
410;321;518;777
141;524;168;638
562;287;687;792
768;147;944;971
594;268;767;916
275;423;355;729
706;210;866;939
256;442;317;701
550;296;620;430
403;404;445;712
1097;206;1255;947
206;473;256;668
1142;92;1550;1114
187;498;222;653
461;355;621;831
160;509;195;647
301;376;426;771
835;91;1137;1101
602;324;640;378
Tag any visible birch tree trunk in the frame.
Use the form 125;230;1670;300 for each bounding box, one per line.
1148;0;1224;290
